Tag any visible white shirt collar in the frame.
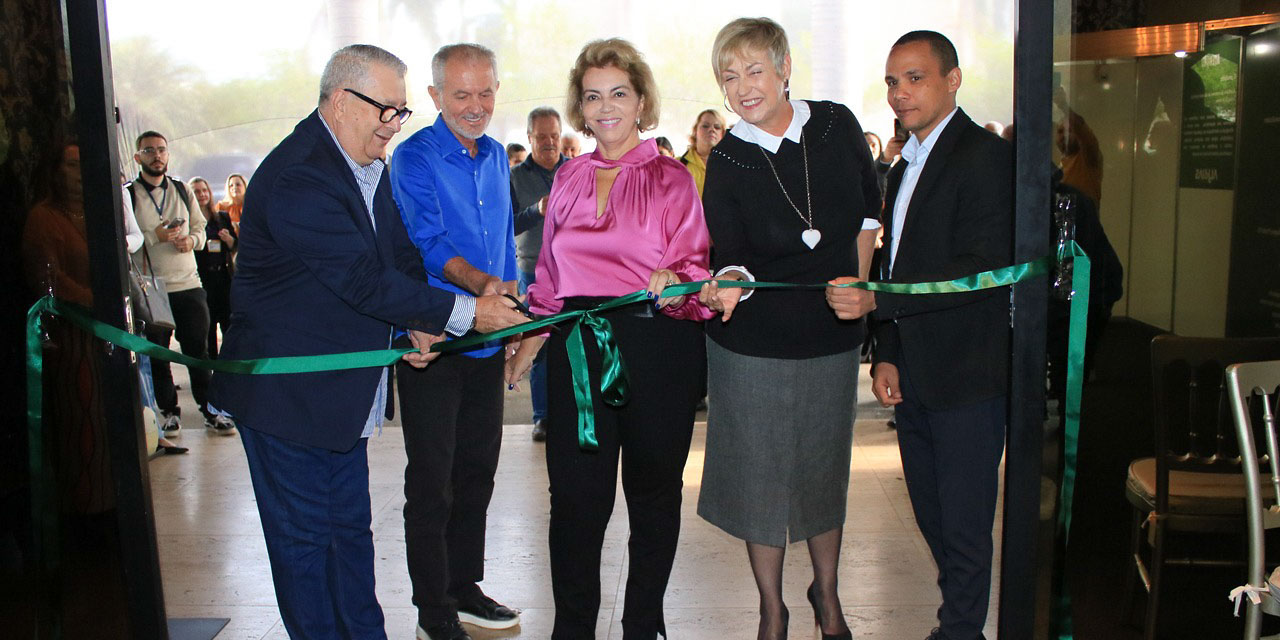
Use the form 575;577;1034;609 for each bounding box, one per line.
318;110;384;172
901;107;958;164
728;100;810;154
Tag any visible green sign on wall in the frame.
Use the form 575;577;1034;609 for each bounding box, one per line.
1179;36;1241;190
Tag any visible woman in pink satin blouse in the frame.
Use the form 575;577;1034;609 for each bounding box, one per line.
504;38;712;640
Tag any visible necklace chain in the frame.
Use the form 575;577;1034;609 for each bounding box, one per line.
759;133;813;231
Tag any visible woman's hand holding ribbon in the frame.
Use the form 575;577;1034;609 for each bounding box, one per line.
825;276;876;320
699;272;746;322
647;268;685;309
504;335;545;391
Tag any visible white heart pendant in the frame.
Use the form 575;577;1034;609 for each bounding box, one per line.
801;228;821;249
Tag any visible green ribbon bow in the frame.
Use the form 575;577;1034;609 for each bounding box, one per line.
25;244;1089;636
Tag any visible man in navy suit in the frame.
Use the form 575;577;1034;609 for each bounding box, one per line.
211;44;527;640
828;31;1012;640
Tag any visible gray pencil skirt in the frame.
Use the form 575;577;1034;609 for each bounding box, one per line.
697;337;859;546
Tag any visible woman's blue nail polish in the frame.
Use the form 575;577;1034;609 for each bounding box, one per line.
507;384;514;390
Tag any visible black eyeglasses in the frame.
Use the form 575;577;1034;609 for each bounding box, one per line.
343;88;413;124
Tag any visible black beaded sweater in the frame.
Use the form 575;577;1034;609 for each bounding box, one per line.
703;100;882;359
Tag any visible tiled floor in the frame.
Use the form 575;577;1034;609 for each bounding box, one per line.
149;364;1000;639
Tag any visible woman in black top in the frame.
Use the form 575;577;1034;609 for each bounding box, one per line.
190;177;236;358
696;17;881;640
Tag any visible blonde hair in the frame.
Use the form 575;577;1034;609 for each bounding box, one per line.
688;109;726;148
711;17;790;85
216;173;248;210
564;38;660;137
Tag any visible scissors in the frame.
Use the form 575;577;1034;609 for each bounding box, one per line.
503;294;561;333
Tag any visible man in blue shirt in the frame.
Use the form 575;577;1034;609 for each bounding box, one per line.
389;43;520;640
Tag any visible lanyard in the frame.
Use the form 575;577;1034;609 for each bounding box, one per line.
144;179;168;219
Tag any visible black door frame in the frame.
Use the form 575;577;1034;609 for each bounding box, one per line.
1000;0;1054;637
65;1;168;637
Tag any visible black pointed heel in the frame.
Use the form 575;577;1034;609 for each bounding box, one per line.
807;582;852;640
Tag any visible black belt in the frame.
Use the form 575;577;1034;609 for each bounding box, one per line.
561;296;655;318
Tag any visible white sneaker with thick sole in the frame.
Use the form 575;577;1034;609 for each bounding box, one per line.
204;414;237;434
160;413;181;433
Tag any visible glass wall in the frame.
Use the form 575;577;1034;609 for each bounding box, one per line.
1051;1;1278;638
1053;3;1279;338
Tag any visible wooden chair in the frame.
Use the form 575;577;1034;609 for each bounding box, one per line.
1227;359;1280;640
1123;336;1280;639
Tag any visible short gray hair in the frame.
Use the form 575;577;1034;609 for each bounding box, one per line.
431;43;498;91
318;44;407;107
526;106;561;133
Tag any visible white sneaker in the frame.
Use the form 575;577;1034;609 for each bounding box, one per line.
160;412;181;433
204;413;237;434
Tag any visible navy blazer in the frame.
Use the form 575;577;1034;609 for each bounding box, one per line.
871;108;1014;409
211;111;456;452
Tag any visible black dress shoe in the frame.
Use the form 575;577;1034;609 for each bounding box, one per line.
156;443;188;455
457;592;519;630
531;419;546;442
416;619;471;640
806;582;852;640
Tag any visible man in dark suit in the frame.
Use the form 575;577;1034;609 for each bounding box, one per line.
210;44;526;640
828;31;1012;640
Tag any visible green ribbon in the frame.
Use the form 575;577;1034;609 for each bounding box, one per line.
1053;242;1090;639
433;289;652;449
26;247;1089;632
656;256;1051;298
26;299;59;634
564;313;629;449
28;297;416;374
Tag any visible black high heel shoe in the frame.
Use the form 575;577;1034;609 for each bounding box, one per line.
806;582;852;640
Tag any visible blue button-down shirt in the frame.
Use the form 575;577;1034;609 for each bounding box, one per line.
390;114;517;358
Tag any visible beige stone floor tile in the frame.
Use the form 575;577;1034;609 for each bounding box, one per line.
629;604;943;640
166;604;280;640
605;606;805;639
153;482;264;536
159;535;278;608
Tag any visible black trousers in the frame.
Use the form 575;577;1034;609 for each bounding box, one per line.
202;269;232;358
146;287;211;417
397;351;504;627
545;308;706;640
895;361;1005;640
